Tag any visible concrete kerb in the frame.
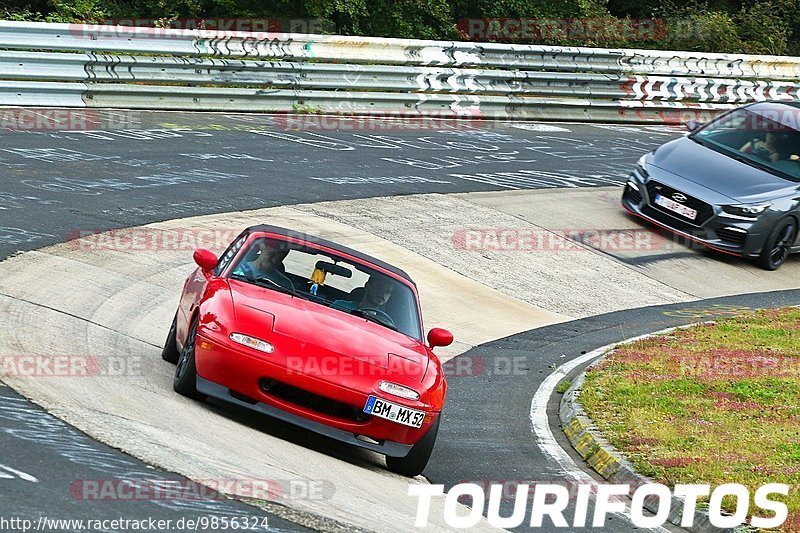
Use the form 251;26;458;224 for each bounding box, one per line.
558;324;735;532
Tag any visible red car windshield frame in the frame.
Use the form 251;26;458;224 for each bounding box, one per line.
222;232;425;341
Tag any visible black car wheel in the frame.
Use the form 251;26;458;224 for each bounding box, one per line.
173;316;204;400
757;218;797;271
385;415;440;477
161;313;180;364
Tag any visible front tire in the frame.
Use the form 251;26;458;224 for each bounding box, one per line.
757;219;797;270
386;415;440;477
173;316;204;400
161;313;180;364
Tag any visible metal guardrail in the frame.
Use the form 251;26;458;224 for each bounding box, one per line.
0;20;798;122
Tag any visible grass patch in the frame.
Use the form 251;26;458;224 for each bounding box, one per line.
580;307;800;529
556;379;572;394
291;102;324;114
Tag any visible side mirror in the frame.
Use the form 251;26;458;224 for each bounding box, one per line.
427;328;454;348
193;248;218;272
685;119;701;132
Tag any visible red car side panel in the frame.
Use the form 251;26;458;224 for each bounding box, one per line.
177;275;236;349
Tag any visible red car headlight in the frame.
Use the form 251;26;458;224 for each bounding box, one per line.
378;381;420;401
229;333;274;354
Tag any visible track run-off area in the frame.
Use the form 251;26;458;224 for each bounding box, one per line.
0;111;798;532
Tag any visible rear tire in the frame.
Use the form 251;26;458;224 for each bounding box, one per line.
386;415;440;477
757;219;797;271
173;316;204;401
161;313;180;364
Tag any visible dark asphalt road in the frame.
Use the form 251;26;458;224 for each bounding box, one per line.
0;111;681;260
5;111;787;532
0;383;309;532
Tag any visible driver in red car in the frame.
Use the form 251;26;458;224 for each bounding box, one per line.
232;240;294;290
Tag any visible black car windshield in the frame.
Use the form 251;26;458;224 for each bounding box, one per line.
228;237;423;340
691;107;800;182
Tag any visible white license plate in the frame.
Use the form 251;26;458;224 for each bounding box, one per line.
654;194;698;220
363;396;424;428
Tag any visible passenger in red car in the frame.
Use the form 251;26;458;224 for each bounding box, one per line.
361;276;394;307
334;275;395;312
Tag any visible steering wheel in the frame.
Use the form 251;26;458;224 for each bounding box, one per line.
752;144;773;159
358;307;396;328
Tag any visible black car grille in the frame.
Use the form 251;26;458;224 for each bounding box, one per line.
641;205;704;237
645;181;714;226
716;227;747;247
259;379;368;423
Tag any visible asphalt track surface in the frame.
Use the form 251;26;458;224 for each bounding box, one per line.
1;111;794;531
0;383;309;532
0;111;681;260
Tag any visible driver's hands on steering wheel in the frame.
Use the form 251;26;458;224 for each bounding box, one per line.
357;307;396;327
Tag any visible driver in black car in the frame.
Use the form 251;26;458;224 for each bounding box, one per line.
740;131;787;162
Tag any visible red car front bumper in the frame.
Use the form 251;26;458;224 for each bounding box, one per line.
194;333;442;456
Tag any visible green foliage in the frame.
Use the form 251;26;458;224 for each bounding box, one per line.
45;0;117;21
306;0;367;34
1;7;45;21
735;0;791;55
0;0;797;55
660;10;743;53
115;0;203;19
365;0;455;39
291;102;322;114
654;0;796;54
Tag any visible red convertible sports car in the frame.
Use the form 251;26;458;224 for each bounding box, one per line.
161;225;453;476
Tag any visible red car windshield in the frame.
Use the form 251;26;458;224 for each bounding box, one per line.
228;237;423;340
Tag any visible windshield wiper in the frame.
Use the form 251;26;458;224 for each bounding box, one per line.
692;137;773;171
324;300;353;312
728;152;772;173
350;309;399;332
230;273;302;299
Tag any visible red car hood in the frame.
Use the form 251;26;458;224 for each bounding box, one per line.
228;280;429;381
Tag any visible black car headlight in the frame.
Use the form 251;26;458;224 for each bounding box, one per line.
634;154;649;179
720;203;771;218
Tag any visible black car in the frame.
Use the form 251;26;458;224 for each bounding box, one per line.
622;101;800;270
